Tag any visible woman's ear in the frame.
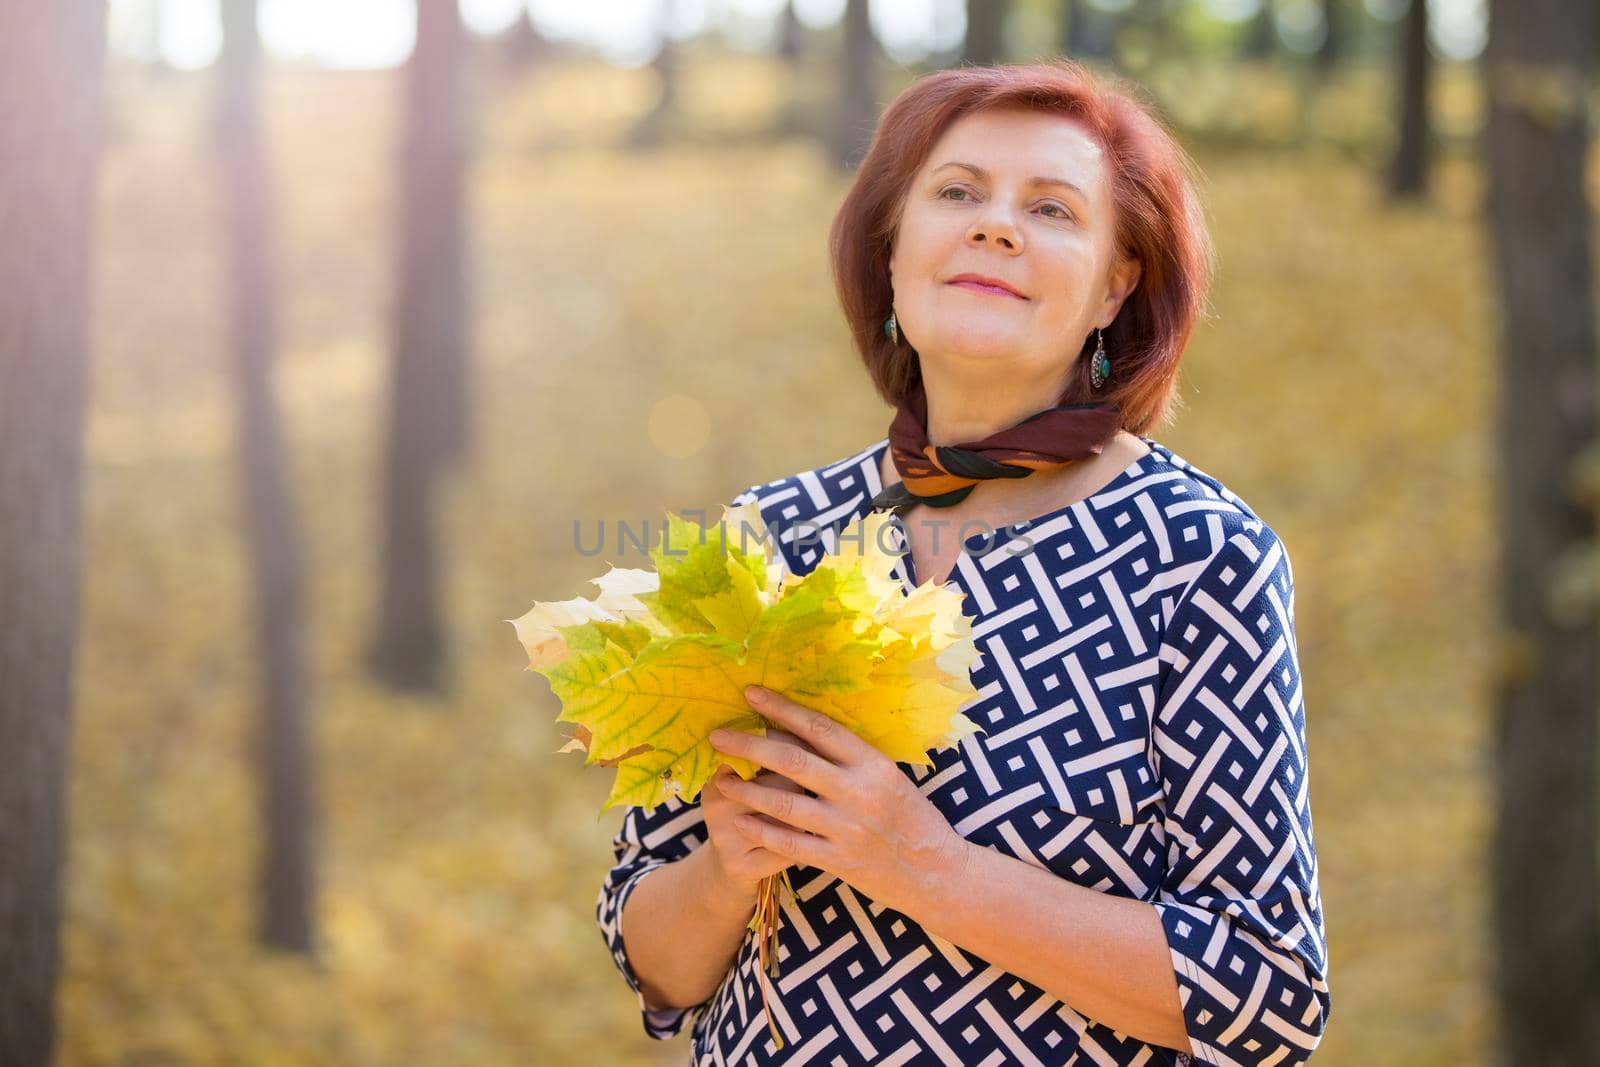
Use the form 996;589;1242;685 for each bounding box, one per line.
1101;254;1142;324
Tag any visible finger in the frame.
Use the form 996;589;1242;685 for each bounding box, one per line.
708;725;845;798
708;775;794;824
703;784;777;837
753;769;805;794
707;770;753;806
717;774;832;837
708;808;789;879
734;811;831;867
763;727;815;753
760;730;824;776
744;686;874;768
719;734;810;791
735;844;792;882
711;761;800;800
713;758;804;804
722;810;803;871
702;764;736;800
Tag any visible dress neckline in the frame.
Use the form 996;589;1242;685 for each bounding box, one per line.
867;435;1167;590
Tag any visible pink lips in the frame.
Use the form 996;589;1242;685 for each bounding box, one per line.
946;273;1028;299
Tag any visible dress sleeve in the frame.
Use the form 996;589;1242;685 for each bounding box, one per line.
594;794;715;1040
592;484;763;1040
1151;523;1332;1065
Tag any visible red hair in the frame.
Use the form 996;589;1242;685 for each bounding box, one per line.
827;59;1215;434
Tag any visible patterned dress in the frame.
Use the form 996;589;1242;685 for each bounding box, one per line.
595;435;1332;1066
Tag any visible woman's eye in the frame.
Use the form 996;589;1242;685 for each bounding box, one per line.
938;186;1071;221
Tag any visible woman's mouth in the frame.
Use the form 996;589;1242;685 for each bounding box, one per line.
946;275;1028;299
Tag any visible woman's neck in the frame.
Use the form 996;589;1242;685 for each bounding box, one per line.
921;369;1070;446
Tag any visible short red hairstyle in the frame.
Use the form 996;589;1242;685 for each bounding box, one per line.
828;59;1215;435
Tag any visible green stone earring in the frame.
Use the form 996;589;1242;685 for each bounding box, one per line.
1090;327;1112;390
884;310;899;346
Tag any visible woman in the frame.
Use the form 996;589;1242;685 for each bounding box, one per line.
595;60;1330;1066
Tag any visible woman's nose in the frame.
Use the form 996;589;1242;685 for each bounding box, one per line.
966;206;1022;251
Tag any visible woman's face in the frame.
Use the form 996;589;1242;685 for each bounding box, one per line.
888;106;1141;383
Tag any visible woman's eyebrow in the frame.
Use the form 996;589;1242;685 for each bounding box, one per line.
931;160;1086;200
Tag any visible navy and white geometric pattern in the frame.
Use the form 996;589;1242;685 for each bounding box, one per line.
596;435;1331;1066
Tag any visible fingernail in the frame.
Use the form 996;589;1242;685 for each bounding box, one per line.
709;729;730;745
745;685;766;703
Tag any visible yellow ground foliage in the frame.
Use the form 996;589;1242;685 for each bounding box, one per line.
58;53;1563;1065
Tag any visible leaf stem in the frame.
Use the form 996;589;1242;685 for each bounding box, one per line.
747;867;794;1050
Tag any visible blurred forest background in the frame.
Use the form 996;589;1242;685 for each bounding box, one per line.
3;0;1598;1065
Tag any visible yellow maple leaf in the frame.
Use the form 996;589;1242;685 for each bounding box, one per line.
513;501;984;812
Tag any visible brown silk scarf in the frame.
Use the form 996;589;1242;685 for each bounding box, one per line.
869;378;1123;515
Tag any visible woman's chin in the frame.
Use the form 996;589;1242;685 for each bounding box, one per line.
920;327;1032;364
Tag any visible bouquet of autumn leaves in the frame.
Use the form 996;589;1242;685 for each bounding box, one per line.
508;500;983;1041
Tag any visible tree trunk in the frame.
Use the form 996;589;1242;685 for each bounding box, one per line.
368;0;467;693
1482;0;1600;1063
962;0;1009;67
1129;0;1178;71
773;1;808;138
1061;0;1122;64
499;9;550;73
1314;0;1342;72
399;0;470;476
628;0;680;149
217;0;318;954
827;0;880;172
777;0;804;64
0;4;106;1063
144;0;172;76
1387;0;1432;198
1241;1;1277;59
1058;0;1076;55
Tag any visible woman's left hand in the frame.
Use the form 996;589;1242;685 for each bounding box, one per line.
707;684;969;914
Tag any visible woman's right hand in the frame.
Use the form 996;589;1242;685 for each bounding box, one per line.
700;727;813;903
